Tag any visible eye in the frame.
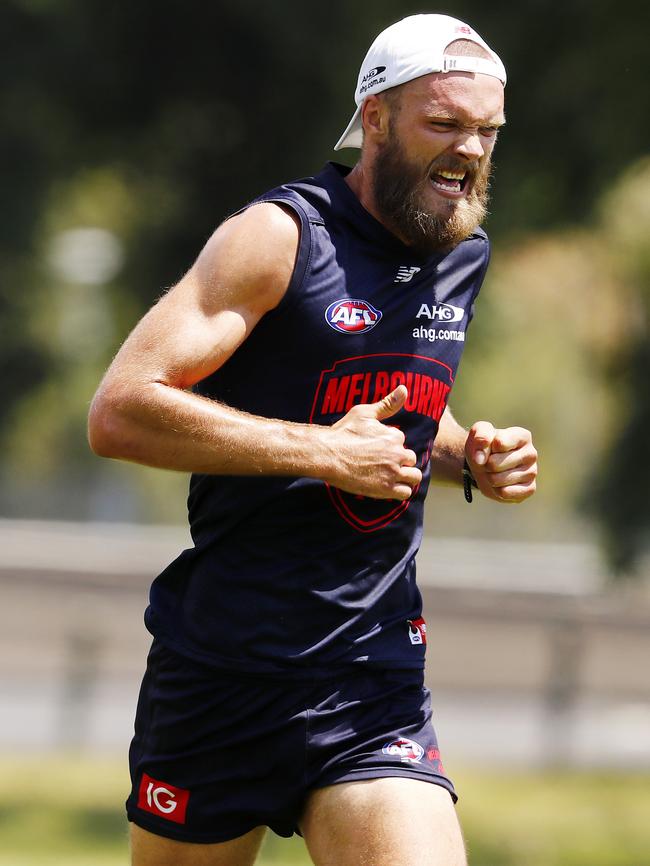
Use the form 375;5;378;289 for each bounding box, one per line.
479;127;499;138
430;121;456;131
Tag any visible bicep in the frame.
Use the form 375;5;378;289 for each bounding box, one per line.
103;203;300;392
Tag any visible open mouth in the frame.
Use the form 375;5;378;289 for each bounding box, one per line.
429;169;469;195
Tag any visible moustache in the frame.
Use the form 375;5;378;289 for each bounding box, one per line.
427;157;483;185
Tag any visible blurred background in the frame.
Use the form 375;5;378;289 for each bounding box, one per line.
1;0;649;864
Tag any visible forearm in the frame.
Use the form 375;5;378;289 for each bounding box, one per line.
429;406;467;485
88;380;333;478
88;380;422;501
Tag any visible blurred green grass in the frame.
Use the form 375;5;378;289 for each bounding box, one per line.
1;755;649;866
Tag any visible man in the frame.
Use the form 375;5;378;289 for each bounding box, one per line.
89;13;537;866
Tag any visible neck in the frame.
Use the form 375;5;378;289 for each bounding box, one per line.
344;160;411;246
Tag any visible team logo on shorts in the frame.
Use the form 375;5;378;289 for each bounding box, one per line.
137;773;190;824
382;737;425;763
408;617;427;645
325;298;382;334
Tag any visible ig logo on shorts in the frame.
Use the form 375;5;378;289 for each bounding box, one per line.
137;772;190;824
382;737;425;763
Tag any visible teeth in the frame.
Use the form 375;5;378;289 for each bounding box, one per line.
438;170;465;181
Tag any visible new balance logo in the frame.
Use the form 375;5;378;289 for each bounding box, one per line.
394;266;421;283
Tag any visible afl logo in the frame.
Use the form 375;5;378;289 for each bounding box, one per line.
382;738;425;763
325;298;382;334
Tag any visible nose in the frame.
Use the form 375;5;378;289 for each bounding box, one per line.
452;129;485;161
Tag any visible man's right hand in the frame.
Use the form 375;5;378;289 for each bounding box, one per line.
323;385;422;500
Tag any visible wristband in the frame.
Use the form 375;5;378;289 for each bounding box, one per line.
463;458;478;503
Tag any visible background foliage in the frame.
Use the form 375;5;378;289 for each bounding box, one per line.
0;0;648;569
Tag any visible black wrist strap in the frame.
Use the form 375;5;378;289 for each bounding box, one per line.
463;458;478;503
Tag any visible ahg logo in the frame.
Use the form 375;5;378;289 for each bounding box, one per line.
416;302;464;323
137;773;190;824
359;65;387;95
361;65;386;84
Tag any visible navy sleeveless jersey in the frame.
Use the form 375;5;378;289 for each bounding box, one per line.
145;162;490;677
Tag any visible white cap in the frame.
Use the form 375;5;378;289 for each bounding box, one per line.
334;14;507;150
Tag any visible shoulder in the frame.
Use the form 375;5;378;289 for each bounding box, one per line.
216;201;301;264
193;202;301;316
466;226;490;248
452;226;491;266
251;166;336;227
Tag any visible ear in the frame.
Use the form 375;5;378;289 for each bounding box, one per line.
361;95;390;143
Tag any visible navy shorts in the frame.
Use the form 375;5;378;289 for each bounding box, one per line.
126;640;456;844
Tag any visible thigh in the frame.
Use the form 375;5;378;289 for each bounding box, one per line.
131;823;266;866
301;777;466;866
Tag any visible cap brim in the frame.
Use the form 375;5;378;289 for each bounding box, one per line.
334;105;364;150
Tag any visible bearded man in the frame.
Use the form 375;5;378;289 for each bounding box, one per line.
89;13;537;866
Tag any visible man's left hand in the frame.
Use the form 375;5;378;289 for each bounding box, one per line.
465;422;537;503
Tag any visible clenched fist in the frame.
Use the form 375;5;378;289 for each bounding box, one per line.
465;421;537;503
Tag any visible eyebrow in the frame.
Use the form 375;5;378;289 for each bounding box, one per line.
425;108;506;128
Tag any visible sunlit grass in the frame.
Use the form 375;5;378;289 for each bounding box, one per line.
455;769;650;866
0;755;649;866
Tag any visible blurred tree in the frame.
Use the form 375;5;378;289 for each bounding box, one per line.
584;159;650;573
451;158;650;575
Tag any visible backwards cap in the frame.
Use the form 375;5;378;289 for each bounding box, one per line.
334;14;506;150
